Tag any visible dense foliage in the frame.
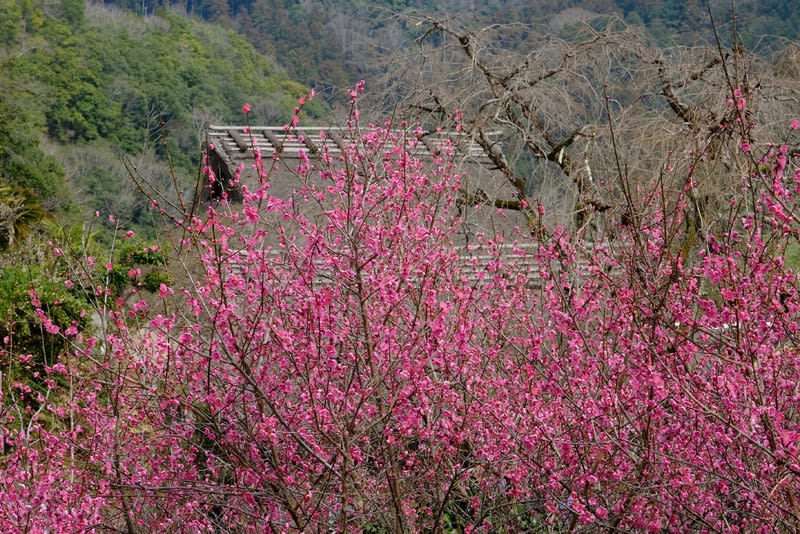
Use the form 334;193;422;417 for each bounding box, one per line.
0;81;798;531
0;264;90;374
0;0;322;232
100;0;800;94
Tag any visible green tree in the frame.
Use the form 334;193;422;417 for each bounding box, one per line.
0;0;23;46
0;264;91;387
0;182;45;250
60;0;83;28
0;97;70;211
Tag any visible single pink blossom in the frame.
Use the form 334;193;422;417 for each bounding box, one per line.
242;102;251;114
159;283;173;298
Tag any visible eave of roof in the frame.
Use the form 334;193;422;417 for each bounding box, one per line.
206;125;497;170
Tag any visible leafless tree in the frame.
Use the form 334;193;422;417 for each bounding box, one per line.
365;12;800;255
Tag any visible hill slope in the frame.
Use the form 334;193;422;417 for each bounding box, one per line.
100;0;800;96
0;0;322;233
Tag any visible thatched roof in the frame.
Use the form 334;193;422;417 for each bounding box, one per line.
205;125;532;239
203;125;568;288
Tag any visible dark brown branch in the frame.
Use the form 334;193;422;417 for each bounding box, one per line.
655;55;723;131
458;188;525;210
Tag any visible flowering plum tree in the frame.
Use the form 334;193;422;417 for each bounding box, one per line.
1;80;799;533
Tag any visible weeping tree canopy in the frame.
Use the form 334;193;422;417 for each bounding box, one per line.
366;13;800;253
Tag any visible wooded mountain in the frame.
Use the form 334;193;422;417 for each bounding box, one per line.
0;0;323;235
2;0;795;233
99;0;800;98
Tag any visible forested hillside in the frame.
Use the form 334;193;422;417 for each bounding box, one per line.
100;0;800;96
0;0;322;236
2;0;792;234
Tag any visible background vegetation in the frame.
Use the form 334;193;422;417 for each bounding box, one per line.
0;0;324;237
97;0;800;97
